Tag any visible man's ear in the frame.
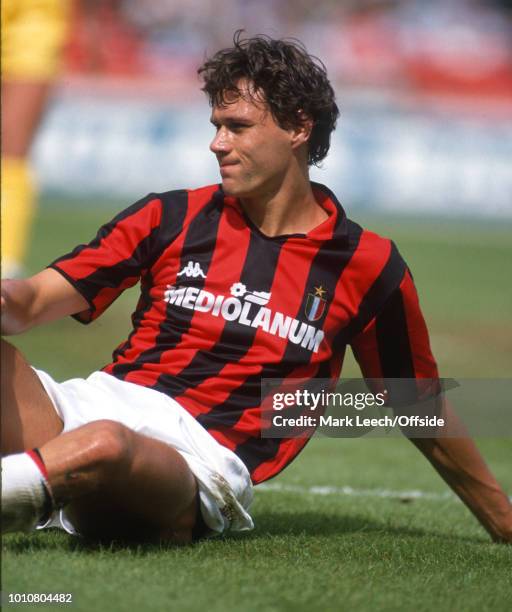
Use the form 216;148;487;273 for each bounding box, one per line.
290;111;313;149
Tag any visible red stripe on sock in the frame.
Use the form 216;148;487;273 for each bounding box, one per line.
26;449;49;480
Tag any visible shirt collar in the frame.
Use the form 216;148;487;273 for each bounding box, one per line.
220;181;349;243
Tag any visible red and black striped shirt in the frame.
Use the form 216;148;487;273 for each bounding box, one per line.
50;182;438;483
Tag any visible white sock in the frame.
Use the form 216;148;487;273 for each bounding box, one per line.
1;452;53;534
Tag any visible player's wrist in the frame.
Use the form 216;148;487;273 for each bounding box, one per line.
478;495;512;544
489;512;512;544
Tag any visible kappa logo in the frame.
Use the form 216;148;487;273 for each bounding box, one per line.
305;286;328;322
177;261;207;279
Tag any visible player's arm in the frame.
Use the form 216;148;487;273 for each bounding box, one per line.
351;268;512;543
1;193;167;336
1;268;88;336
409;403;512;543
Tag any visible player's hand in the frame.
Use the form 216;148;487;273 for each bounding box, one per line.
2;270;89;336
489;515;512;544
0;278;34;335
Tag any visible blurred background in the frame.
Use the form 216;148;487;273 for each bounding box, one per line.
32;0;512;213
2;0;512;378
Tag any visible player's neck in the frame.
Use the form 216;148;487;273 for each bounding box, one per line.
239;167;328;238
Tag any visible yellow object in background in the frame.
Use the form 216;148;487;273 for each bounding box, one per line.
1;158;36;278
1;0;70;80
1;0;70;277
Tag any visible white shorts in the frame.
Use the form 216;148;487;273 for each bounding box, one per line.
34;369;254;536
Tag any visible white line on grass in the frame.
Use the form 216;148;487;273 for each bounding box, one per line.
256;482;455;502
258;483;512;503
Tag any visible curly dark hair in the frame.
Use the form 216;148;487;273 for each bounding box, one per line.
198;31;339;166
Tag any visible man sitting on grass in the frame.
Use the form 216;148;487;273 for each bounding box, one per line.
2;32;511;544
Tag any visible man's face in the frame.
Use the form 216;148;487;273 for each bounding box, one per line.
209;82;300;199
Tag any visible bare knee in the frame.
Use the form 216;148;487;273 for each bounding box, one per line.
68;420;134;486
53;422;199;544
40;420;200;544
40;419;134;500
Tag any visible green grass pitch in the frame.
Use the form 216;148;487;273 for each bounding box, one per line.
2;199;512;611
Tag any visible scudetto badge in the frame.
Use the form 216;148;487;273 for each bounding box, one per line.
305;286;327;321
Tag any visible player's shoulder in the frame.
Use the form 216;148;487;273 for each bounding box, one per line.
146;184;221;215
342;217;408;292
120;183;222;230
345;217;398;258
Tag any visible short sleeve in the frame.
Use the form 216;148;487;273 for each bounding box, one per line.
49;194;163;323
350;268;439;383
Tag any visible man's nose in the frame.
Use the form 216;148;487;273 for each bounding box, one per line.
210;127;231;154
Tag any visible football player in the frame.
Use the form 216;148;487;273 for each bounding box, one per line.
2;32;511;544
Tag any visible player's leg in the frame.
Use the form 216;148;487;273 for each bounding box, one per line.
1;339;64;534
1;339;64;455
39;420;199;544
1;342;198;543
